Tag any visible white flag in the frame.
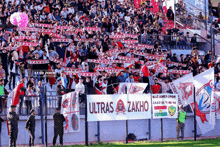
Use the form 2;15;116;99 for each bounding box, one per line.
169;73;194;106
192;68;214;134
118;83;148;94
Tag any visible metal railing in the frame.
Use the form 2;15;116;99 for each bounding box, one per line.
0;95;85;116
140;34;201;49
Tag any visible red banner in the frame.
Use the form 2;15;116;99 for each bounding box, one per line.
168;70;190;74
15;36;36;41
55;26;73;30
19;42;39;46
109;35;124;39
49;57;67;67
121;40;138;44
18;27;38;32
51;38;72;42
27;59;49;64
33;23;53;28
0;47;17;50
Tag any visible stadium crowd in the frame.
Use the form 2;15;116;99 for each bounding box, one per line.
0;0;218;113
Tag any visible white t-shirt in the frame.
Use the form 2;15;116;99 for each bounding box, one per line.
75;83;85;94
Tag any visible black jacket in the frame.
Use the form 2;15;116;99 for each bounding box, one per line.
56;85;66;96
53;113;65;129
26;115;35;130
7;111;19;131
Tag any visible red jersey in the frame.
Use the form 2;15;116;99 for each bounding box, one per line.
151;84;161;94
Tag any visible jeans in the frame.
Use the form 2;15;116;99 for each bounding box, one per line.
9;72;16;90
19;95;24;114
25;100;32;115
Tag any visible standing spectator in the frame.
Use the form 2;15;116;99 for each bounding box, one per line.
176;104;186;141
0;49;8;86
25;109;36;147
53;108;65;146
151;79;161;94
75;77;85;103
85;77;93;94
158;0;165;12
36;81;45;114
9;56;16;90
0;79;4;113
18;76;26;114
25;85;36;115
56;78;66;109
117;71;126;82
167;6;174;20
125;74;134;82
7;105;19;147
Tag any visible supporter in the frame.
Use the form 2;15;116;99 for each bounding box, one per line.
25;84;36;115
151;79;161;94
8;56;16;90
125;73;134;83
36;81;45;114
75;77;85;103
0;79;4;113
85;77;93;94
56;77;66;109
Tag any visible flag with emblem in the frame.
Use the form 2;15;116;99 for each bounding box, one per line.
192;68;214;134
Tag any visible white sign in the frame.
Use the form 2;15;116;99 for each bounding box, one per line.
61;92;80;133
152;94;178;119
87;94;151;121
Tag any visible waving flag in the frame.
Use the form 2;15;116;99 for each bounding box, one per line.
169;73;194;106
192;68;214;134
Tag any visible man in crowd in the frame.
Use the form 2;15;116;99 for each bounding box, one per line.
56;77;66;109
75;77;85;103
53;108;65;146
25;109;36;146
7;105;19;147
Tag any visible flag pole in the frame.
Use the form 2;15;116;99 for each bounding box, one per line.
194;87;197;141
161;118;163;142
85;95;89;146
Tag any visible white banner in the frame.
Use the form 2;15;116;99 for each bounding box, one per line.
87;94;151;121
192;68;214;134
169;73;194;106
152;94;178;119
61;92;80;133
118;83;148;94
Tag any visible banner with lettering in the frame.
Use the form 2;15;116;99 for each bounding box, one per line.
49;57;67;67
27;59;49;64
61;92;80;133
152;94;178;119
192;68;214;134
169;73;194;106
87;94;151;121
118;83;148;94
214;92;220;119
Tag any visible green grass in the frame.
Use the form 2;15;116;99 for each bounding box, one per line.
56;138;220;147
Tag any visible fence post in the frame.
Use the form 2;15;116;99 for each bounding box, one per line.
161;118;163;142
96;121;100;142
40;98;45;144
44;86;48;147
125;86;128;144
85;96;88;146
194;87;197;141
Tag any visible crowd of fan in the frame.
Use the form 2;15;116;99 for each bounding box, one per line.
0;0;218;113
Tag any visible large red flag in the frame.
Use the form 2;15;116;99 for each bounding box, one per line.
48;64;56;88
12;82;24;106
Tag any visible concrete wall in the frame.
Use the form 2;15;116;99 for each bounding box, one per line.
1;114;220;146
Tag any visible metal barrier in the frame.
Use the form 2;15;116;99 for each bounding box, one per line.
0;95;85;116
140;34;198;49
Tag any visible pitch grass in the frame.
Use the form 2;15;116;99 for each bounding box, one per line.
59;138;220;147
